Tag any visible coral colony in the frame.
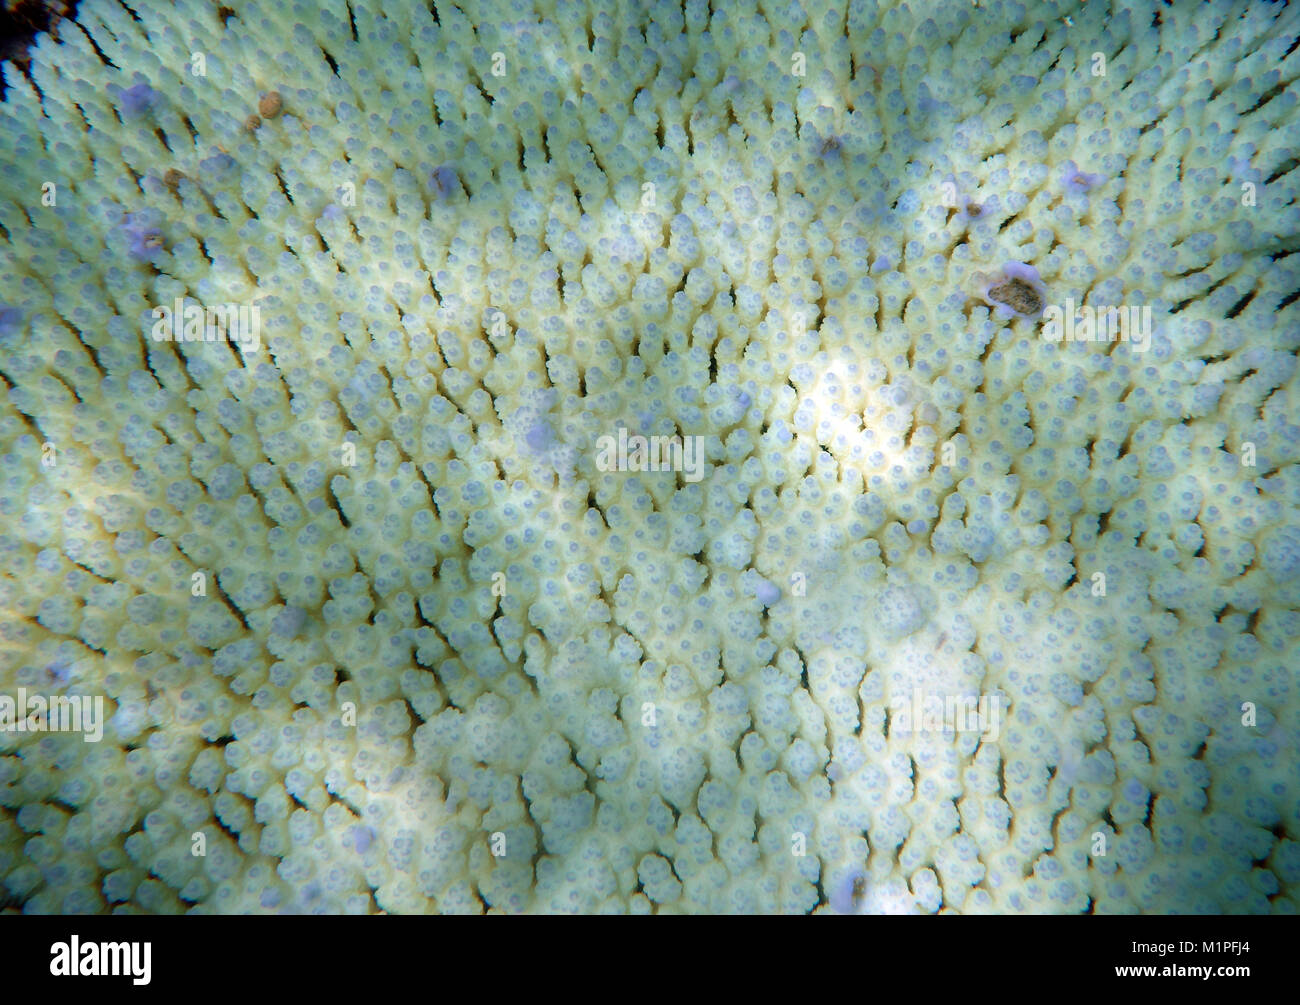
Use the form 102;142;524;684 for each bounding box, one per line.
0;0;1297;916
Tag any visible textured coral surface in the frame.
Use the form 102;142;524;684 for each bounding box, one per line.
0;0;1297;914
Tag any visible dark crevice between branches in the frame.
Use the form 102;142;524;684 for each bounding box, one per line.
0;0;84;98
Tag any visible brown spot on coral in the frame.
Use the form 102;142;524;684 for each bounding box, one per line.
163;168;185;191
245;113;261;132
988;278;1043;315
258;91;282;118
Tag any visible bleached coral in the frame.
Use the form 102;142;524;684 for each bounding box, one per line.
0;0;1297;915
